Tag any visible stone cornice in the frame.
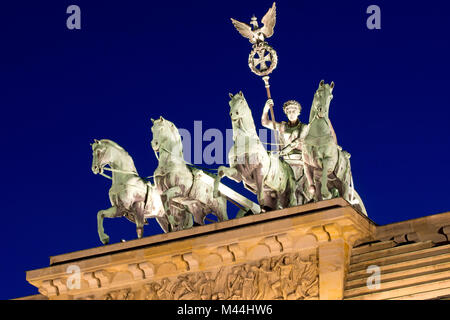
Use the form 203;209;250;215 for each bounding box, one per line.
25;198;375;299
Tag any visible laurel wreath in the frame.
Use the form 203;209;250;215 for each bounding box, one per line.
248;42;278;77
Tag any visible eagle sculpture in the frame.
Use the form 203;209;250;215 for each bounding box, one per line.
231;2;276;44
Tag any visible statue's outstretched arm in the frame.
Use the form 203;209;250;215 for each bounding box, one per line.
261;98;281;131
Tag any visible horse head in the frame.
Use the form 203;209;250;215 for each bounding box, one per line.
150;116;183;158
310;80;335;122
91;139;112;175
91;139;133;175
229;91;248;121
228;91;256;135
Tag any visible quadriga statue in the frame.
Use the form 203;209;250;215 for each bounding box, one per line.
91;139;167;244
303;80;367;215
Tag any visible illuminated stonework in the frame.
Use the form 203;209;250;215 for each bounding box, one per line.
20;198;450;300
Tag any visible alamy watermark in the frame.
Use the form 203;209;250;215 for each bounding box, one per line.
366;5;381;30
66;5;81;30
65;5;381;33
366;265;381;290
66;264;81;290
177;121;277;165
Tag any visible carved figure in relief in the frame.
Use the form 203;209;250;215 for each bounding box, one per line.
143;282;161;300
157;278;170;300
104;288;134;300
172;274;198;300
291;256;319;299
226;266;243;299
140;253;318;301
272;255;295;299
241;264;257;299
254;258;275;299
198;272;214;300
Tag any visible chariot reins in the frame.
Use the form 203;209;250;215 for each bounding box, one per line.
98;146;246;214
155;146;247;212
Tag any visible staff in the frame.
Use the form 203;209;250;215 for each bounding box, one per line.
231;2;285;151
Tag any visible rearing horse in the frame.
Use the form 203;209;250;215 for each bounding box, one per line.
303;80;367;215
214;91;297;211
91;139;166;244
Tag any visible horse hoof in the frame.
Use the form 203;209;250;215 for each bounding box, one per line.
101;236;110;245
243;210;253;217
322;193;332;200
331;188;340;198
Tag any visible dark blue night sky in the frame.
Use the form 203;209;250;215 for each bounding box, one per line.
1;0;449;299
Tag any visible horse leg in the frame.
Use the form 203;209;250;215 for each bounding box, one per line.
181;206;194;229
132;201;146;239
235;207;248;218
320;157;333;200
297;172;311;204
303;164;315;198
253;166;266;209
155;215;170;233
161;186;182;228
214;196;229;221
303;146;317;197
213;170;222;199
97;206;118;245
287;175;298;207
264;191;278;210
214;166;240;198
186;203;203;225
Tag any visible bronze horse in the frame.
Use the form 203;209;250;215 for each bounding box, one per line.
151;117;229;231
303;80;367;215
214;91;297;211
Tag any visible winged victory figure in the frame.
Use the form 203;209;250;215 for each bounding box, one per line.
231;2;276;44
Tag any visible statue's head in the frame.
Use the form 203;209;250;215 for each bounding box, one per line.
312;80;335;118
283;100;302;122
